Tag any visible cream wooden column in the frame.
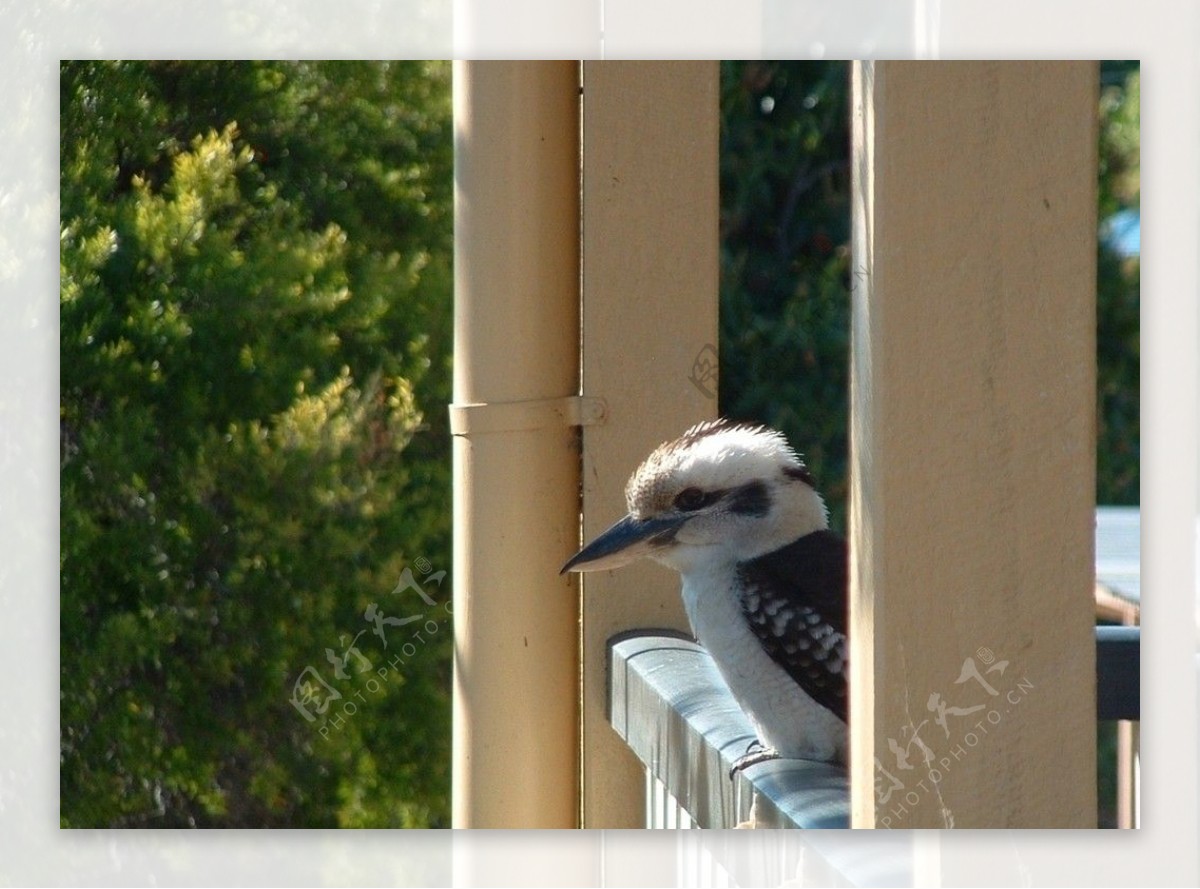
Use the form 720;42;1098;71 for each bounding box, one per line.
579;61;719;829
451;61;581;829
849;61;1098;828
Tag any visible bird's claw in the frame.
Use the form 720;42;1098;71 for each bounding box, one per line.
729;740;780;779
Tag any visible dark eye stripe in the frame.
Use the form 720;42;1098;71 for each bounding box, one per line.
674;487;710;511
728;480;771;516
674;482;772;516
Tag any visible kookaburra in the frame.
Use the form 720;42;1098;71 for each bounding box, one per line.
562;419;847;770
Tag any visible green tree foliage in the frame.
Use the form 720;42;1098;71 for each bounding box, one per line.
719;61;1140;532
1096;62;1140;505
720;62;852;531
60;61;452;827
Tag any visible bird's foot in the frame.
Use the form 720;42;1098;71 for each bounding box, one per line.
729;740;780;779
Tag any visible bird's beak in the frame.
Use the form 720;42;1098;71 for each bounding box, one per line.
560;512;688;574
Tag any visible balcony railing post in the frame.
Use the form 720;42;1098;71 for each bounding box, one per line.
578;61;720;829
849;61;1099;827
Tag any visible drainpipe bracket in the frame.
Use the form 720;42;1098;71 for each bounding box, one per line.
448;396;607;436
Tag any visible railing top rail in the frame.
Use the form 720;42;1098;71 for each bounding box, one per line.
609;632;851;829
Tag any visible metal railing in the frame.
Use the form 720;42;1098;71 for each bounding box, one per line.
610;627;1139;831
609;632;850;829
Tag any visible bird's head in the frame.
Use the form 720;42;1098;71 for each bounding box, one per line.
561;419;828;576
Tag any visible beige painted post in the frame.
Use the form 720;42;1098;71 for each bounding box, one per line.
451;61;581;829
849;61;1098;828
579;61;719;829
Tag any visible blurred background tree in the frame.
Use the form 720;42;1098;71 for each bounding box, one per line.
60;61;452;827
720;61;853;531
1095;61;1140;504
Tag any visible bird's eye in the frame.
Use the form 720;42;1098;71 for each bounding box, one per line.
674;487;708;511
